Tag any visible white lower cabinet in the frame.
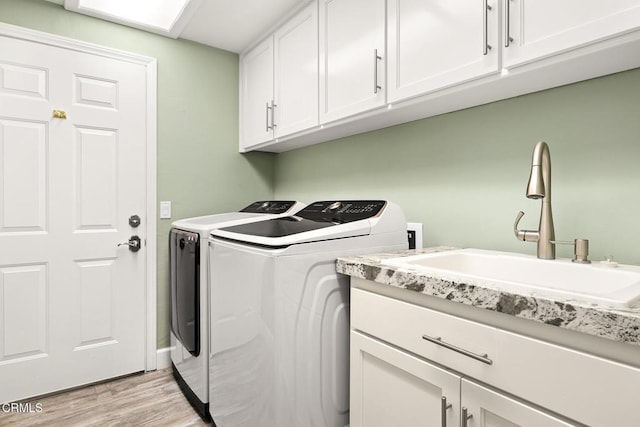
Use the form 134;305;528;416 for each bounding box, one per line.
350;286;640;427
351;331;571;427
351;331;460;427
461;380;572;427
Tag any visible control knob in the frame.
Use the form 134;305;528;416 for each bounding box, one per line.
327;201;342;212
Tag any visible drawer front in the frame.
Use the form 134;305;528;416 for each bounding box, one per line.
493;329;640;427
351;288;498;380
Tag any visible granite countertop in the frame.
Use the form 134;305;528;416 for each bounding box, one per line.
337;246;640;346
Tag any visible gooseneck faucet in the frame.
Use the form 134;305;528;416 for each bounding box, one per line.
514;141;556;259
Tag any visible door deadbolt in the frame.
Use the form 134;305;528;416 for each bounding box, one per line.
52;109;67;119
129;214;141;228
118;235;141;252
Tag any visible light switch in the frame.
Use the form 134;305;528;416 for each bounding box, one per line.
160;201;171;219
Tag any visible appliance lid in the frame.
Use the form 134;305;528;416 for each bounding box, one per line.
170;201;304;232
211;200;387;246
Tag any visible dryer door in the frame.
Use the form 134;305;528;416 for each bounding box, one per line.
169;228;200;356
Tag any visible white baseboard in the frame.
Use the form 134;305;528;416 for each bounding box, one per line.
156;346;173;370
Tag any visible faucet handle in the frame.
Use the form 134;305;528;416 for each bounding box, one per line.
513;211;539;242
514;210;524;228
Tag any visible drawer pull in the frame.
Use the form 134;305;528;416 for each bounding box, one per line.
441;396;452;427
462;407;473;427
422;334;493;365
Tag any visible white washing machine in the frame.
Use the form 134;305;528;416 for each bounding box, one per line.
169;200;304;420
207;200;408;426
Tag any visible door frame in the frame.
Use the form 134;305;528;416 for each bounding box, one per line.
0;22;158;371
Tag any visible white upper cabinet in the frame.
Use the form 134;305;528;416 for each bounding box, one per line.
240;37;274;149
319;0;386;123
387;0;500;103
504;0;640;68
240;2;318;151
273;4;319;138
240;0;640;152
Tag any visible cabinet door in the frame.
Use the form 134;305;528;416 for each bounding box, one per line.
461;380;574;427
274;2;319;138
388;0;499;103
350;331;460;427
319;0;386;123
504;0;640;68
240;37;274;150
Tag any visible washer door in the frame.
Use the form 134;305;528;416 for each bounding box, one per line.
169;228;200;357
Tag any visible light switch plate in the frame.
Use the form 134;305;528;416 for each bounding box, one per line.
160;201;171;219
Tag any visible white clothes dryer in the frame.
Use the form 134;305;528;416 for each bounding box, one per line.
207;200;407;427
169;200;304;420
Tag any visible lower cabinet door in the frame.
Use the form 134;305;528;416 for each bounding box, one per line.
461;379;575;427
350;331;460;427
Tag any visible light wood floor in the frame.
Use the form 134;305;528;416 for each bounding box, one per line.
0;368;210;426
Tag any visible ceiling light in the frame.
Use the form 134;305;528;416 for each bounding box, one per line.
65;0;202;38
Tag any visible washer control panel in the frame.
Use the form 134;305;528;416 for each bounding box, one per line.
299;200;386;223
240;201;299;214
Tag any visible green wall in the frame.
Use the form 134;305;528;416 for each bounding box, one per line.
3;0;640;353
275;68;640;265
0;0;275;348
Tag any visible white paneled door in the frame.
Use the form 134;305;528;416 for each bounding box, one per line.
0;33;150;402
319;0;386;123
503;0;640;68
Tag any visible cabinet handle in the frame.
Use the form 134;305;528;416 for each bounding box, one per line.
462;407;473;427
422;334;493;365
265;102;272;132
270;100;277;129
505;0;514;47
483;0;492;55
441;396;452;427
373;49;382;94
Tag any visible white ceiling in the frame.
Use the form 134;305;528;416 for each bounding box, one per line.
45;0;308;53
180;0;308;53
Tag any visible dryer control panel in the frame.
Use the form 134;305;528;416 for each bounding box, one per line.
300;200;386;223
240;200;299;214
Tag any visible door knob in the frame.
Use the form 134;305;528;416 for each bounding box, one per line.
118;235;141;252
